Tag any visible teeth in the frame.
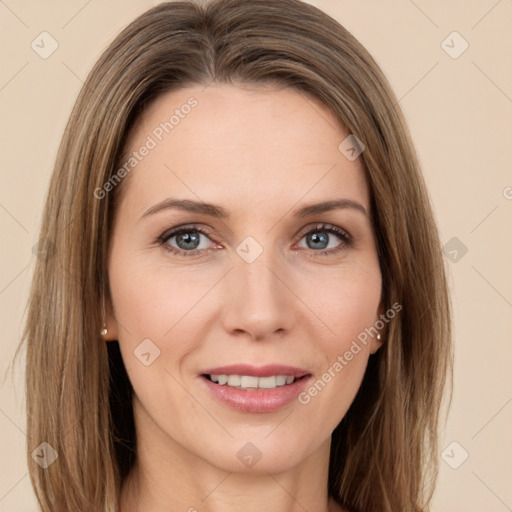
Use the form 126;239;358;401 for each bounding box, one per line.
227;375;241;387
240;376;259;388
208;374;297;389
258;376;277;389
276;375;287;386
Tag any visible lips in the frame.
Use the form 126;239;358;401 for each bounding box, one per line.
198;363;313;413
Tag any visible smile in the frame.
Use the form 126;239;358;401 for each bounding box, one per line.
199;366;312;413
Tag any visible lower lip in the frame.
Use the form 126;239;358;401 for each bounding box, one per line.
200;375;312;413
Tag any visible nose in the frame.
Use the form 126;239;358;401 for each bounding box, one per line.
221;250;297;341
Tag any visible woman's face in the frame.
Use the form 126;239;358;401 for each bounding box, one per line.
106;83;383;474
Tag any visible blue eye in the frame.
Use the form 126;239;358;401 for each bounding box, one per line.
157;223;353;258
158;224;216;257
297;223;353;255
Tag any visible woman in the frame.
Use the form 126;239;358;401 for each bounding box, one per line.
17;0;452;510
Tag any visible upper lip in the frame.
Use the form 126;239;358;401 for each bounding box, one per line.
200;364;311;378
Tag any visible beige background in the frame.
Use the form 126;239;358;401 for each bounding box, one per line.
1;0;511;510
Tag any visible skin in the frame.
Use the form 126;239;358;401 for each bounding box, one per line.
105;83;384;512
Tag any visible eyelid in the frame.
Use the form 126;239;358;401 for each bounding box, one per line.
295;222;352;242
158;223;217;242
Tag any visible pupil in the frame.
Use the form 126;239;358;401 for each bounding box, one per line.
177;232;200;250
308;231;328;250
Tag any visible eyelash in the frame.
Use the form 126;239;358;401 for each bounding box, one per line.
156;223;353;258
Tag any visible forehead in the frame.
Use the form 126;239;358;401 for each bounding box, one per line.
118;83;369;216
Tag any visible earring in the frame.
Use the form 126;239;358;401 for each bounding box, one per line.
376;333;381;340
100;294;108;340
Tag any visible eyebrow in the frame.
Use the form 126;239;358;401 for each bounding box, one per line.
139;197;368;221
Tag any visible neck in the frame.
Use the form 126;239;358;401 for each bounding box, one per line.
118;409;347;512
120;467;346;512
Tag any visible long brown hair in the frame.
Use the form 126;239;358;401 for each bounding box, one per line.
15;0;452;510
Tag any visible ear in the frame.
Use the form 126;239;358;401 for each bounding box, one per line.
370;302;386;355
103;294;119;341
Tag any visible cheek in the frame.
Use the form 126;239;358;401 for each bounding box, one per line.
108;259;188;415
300;257;382;345
107;248;219;394
295;262;380;414
109;250;209;340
